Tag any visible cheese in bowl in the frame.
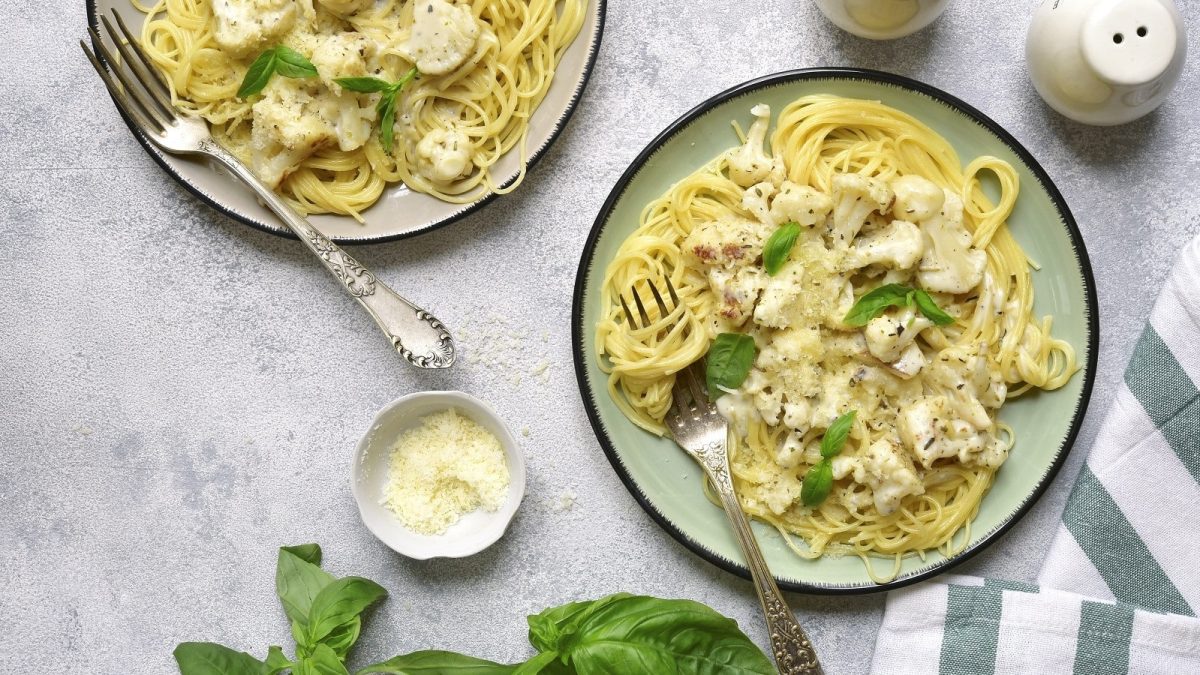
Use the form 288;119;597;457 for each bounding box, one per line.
352;391;524;559
382;408;509;535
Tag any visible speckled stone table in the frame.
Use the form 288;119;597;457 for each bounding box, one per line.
3;1;1198;672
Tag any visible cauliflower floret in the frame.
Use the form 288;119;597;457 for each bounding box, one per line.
726;104;783;188
850;438;924;516
845;219;925;270
829;173;894;246
416;127;474;183
316;0;373;16
889;343;926;380
776;432;806;469
899;395;1006;468
891;175;944;222
753;260;804;328
715;389;760;437
758;475;803;516
864;306;933;363
310;33;378;151
741;182;776;225
770;181;833;227
781;399;811;430
682;216;769;269
916;190;986;294
743;369;784;426
928;344;1007;411
399;0;480;75
211;0;297;57
250;78;336;187
311;32;373;91
825;279;856;327
708;267;767;325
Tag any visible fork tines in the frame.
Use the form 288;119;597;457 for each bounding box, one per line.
673;361;710;410
620;276;680;331
82;10;176;133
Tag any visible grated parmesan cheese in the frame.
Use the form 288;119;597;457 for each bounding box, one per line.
382;408;510;535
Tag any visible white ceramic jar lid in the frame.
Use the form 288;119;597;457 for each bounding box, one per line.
1081;0;1178;86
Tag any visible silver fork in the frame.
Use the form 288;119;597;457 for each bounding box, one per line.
81;11;455;369
623;280;823;675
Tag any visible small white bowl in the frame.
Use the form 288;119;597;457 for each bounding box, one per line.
351;391;525;560
812;0;953;40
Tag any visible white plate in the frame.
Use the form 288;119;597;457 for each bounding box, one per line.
86;0;606;243
352;391;525;559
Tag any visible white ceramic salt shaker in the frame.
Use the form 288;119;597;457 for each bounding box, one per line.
1026;0;1187;126
811;0;953;40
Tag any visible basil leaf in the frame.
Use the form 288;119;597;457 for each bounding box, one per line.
357;651;519;674
705;333;757;399
801;459;834;507
274;46;318;79
335;76;394;93
527;593;632;654
264;646;294;675
762;221;801;276
276;545;335;627
377;91;398;153
173;642;265;675
305;577;387;644
295;644;350;675
281;543;323;566
396;65;420;88
511;652;560;675
913;289;954;325
819;410;856;459
842;283;911;327
238;49;277;99
291;621;309;656
541;594;774;674
320;616;361;659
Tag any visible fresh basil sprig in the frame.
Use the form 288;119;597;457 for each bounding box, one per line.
842;283;954;327
174;543;384;675
820;409;857;459
802;410;857;507
762;221;801;276
237;46;318;99
705;333;757;399
174;543;775;675
335;67;419;153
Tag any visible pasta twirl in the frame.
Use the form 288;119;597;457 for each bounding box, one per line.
596;95;1077;581
136;0;584;220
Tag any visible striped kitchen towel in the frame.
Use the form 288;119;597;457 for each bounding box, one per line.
870;234;1200;674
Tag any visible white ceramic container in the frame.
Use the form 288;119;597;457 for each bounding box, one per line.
351;391;525;560
812;0;953;40
1026;0;1186;125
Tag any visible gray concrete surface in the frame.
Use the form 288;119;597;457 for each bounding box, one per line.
2;1;1198;672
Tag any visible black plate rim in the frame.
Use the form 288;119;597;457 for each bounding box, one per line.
570;66;1100;595
85;0;607;245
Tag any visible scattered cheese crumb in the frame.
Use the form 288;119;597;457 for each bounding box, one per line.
552;490;577;512
521;427;531;437
382;409;510;535
72;425;93;437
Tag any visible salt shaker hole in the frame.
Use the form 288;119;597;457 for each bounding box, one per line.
1113;33;1124;43
1137;26;1148;37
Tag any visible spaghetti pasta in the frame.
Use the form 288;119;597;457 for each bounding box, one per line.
136;0;584;220
596;95;1077;580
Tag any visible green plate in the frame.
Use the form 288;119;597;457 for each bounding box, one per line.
571;68;1098;594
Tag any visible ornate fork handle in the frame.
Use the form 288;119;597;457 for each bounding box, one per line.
690;441;823;675
202;140;455;368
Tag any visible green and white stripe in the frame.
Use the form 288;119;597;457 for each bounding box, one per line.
872;238;1200;673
